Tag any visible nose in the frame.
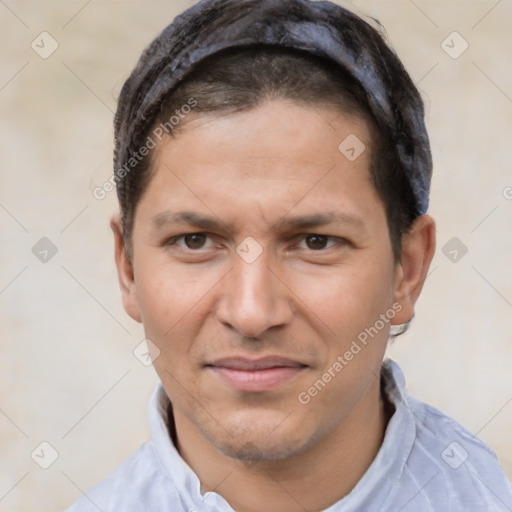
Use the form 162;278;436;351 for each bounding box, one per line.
215;248;294;339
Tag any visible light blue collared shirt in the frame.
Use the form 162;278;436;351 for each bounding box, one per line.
65;360;512;511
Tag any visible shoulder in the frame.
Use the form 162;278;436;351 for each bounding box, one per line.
401;392;512;511
63;442;182;512
379;360;512;511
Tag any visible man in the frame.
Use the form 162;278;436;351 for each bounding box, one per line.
66;0;512;510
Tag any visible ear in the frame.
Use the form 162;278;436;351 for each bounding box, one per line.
392;214;436;325
110;213;142;323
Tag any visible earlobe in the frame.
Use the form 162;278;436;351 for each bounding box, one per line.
110;213;142;323
391;214;436;325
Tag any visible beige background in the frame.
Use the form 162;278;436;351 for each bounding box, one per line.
0;0;511;510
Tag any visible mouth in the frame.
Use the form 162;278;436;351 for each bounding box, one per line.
205;357;308;392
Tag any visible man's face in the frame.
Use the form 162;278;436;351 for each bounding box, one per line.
126;100;403;461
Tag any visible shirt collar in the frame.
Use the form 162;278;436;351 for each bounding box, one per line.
148;379;233;510
323;359;417;511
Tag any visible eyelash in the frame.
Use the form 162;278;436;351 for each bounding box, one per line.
164;233;349;252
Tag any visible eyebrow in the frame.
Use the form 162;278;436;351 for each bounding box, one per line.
273;212;364;232
151;210;365;234
151;211;235;232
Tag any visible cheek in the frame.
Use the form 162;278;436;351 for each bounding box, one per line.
136;265;213;400
289;259;394;341
291;264;393;423
134;261;213;352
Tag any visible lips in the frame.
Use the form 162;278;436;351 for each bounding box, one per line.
209;357;305;371
206;356;308;392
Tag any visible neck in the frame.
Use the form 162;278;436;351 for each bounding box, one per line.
171;376;390;512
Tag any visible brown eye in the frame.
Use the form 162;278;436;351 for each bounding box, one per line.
305;234;329;250
184;233;207;249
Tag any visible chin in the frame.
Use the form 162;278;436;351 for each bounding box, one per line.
204;416;315;463
219;436;306;462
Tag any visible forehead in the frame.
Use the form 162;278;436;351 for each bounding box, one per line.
136;99;385;233
165;99;371;158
